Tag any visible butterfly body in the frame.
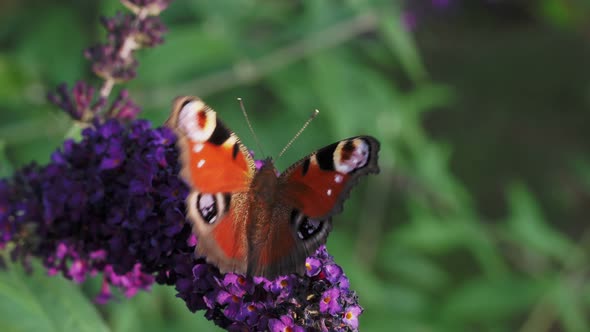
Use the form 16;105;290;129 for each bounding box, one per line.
167;96;380;278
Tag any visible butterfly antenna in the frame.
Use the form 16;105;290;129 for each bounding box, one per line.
238;98;266;157
277;109;319;159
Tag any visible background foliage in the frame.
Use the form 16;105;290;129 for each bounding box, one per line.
1;0;590;331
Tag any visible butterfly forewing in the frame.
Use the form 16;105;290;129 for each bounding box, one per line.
167;97;256;193
280;136;380;219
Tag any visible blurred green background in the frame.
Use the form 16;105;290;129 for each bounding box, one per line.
1;0;590;331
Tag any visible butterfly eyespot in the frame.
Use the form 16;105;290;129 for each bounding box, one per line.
291;210;325;240
192;192;231;226
298;218;323;240
333;139;370;174
178;100;216;142
197;193;218;224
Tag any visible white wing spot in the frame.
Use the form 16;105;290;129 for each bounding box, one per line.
193;143;204;153
334;174;343;183
197;159;206;168
327;189;332;196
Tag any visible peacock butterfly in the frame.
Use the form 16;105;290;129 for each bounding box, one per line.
166;96;380;278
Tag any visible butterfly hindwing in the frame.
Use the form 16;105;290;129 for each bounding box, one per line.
247;204;332;277
167;96;255;273
186;192;248;273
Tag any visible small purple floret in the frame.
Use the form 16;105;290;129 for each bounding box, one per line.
320;287;343;315
343;305;362;330
268;315;305;332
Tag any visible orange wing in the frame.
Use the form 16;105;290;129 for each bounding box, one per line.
167;96;255;274
280;136;380;219
167;96;255;193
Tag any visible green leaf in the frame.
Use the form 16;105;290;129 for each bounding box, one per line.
505;183;577;263
379;248;450;291
307;50;405;140
536;0;574;28
553;280;590;332
376;6;427;83
16;7;86;84
441;276;547;326
572;157;590;189
0;140;14;178
0;259;110;332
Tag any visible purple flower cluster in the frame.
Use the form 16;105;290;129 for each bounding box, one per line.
0;120;363;331
48;82;140;122
47;0;169;123
89;1;168;82
0;120;186;295
86;11;166;82
176;246;362;331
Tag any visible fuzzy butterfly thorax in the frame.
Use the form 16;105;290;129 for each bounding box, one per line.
167;96;380;278
251;159;279;204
